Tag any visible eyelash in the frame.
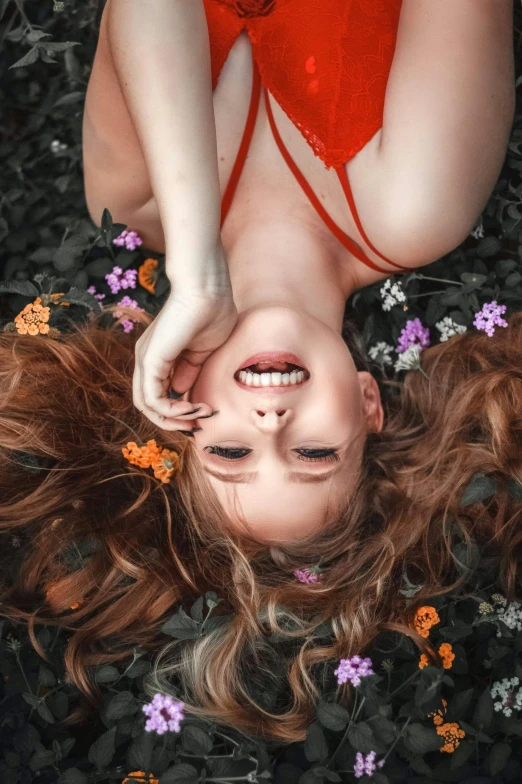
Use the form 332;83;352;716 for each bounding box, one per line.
204;446;340;463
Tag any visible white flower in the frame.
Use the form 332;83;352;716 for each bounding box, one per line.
470;217;484;240
380;278;407;311
368;341;394;365
50;139;68;153
435;317;468;343
491;676;522;717
495;600;522;637
394;344;422;373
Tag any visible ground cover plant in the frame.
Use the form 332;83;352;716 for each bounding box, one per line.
2;2;522;782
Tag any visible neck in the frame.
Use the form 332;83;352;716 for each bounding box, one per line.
224;212;355;332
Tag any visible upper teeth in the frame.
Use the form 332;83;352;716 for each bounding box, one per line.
238;370;305;386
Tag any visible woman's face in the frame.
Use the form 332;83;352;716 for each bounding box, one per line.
190;307;383;543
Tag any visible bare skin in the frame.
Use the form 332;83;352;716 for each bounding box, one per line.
83;0;515;540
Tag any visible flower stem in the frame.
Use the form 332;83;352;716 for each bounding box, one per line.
413;275;463;286
107;414;142;443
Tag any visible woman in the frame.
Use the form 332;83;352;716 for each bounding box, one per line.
0;0;519;744
82;0;515;540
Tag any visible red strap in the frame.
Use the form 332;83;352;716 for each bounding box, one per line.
335;166;409;272
263;88;400;276
220;54;262;227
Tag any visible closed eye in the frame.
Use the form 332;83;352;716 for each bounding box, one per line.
203;446;340;463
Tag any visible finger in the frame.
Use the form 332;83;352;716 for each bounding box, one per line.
169;353;211;396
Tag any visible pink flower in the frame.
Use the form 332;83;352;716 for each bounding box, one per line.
294;568;319;584
105;266;138;295
87;285;106;301
142;693;185;734
397;318;431;354
473;300;508;337
354;750;385;778
112;295;145;332
113;229;143;251
334;654;374;686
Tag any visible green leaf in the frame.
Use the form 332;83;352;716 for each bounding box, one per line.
29;749;56;771
37;702;55;724
495;258;517;277
473;686;494;730
38;665;56;687
505;271;522;288
477;236;502;258
403;723;442;755
161;611;201;640
22;693;40;707
95;665;120;683
53;91;85;109
304;723;329;763
447;687;474;719
190;596;204;623
101;208;113;232
127;732;154;772
0;279;40;297
27;30;52;43
53;235;88;272
64;286;102;311
460;473;497;506
88;726;117;770
347;721;381;755
9;47;40;69
58;769;89;784
203;615;233;634
41;41;80;53
460;272;487;289
106;690;138;720
488;741;511;775
181;725;213;756
85;258;113;279
160;762;199;783
316;701;350;732
205;591;222;610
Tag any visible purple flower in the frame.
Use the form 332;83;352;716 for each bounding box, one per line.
473;300;508;337
397;318;431;354
105;265;138;295
142;693;185;734
334;654;374;686
113;229;143;251
112;295;145;332
87;285;106;301
353;750;385;779
294;568;319;584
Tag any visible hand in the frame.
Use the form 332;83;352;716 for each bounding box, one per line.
133;242;238;431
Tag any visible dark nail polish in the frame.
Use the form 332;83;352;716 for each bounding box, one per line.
197;410;220;419
179;430;195;438
176;406;201;418
168;389;184;400
192;426;203;432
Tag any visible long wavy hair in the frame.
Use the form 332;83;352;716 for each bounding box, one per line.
1;306;521;743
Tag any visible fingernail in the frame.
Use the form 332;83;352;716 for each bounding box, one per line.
192;426;203;432
168;389;184;400
179;430;195;438
197;410;219;419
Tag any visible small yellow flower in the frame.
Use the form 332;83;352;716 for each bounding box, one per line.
122;773;159;784
151;447;181;484
435;721;465;753
138;258;159;294
412;605;440;638
122;439;181;484
418;653;430;669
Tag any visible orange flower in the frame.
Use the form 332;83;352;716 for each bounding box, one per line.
122;439;181;484
412;605;440;638
435;721;465;753
427;699;449;729
151;447;181;484
419;642;454;670
438;642;455;669
122;439;162;469
122;773;158;784
70;601;82;611
138;258;159;294
47;292;70;307
14;297;51;336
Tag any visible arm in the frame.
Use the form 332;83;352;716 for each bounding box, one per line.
83;0;222;281
353;0;515;267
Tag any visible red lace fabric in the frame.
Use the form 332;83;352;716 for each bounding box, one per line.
203;0;409;274
204;0;402;168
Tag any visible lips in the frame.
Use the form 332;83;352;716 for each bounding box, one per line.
236;351;307;373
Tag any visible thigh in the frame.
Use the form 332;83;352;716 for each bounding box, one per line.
83;0;154;225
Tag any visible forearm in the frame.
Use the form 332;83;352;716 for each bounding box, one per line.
106;0;221;268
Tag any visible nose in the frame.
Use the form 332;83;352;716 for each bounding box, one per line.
251;407;292;432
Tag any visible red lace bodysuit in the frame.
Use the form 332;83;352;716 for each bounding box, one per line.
203;0;408;275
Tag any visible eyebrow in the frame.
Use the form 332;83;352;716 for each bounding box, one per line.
203;462;345;484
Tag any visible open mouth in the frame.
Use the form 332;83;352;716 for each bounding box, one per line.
234;360;310;388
